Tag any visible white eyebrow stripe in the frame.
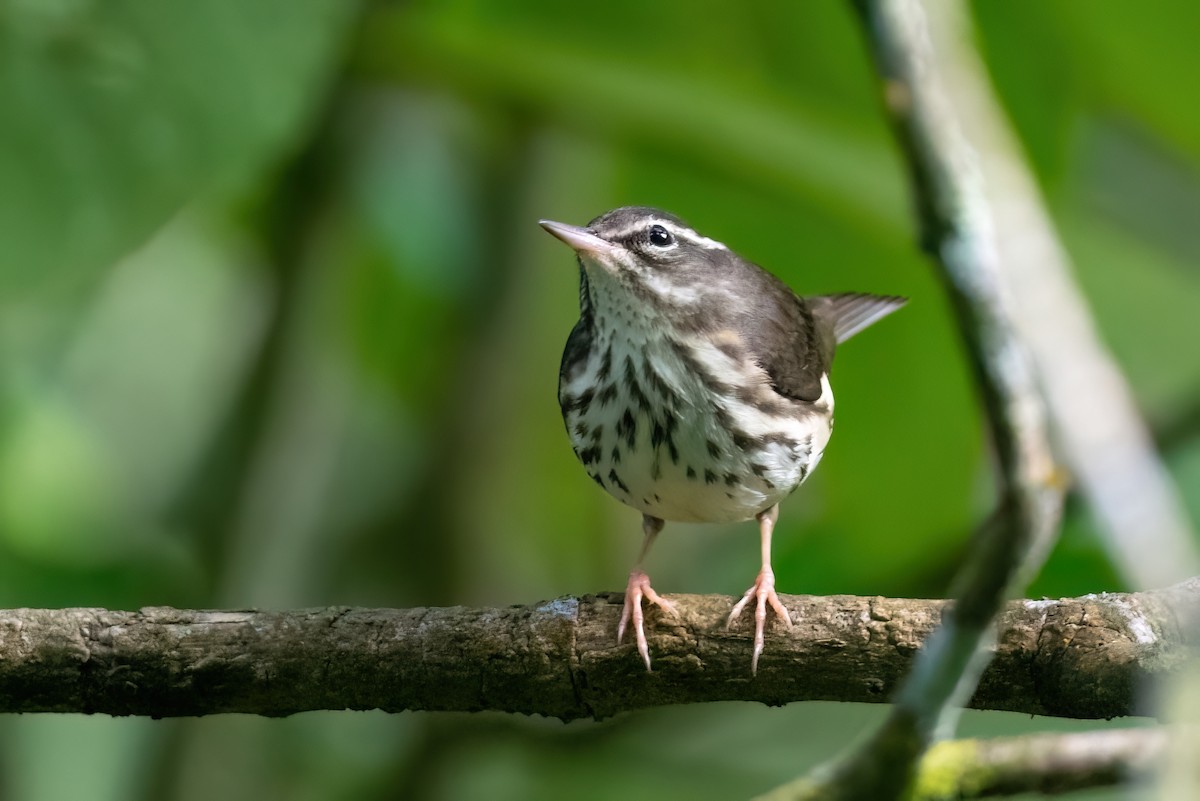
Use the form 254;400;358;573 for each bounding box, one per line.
669;225;727;251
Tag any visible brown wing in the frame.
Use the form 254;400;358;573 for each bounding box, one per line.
741;291;906;403
731;282;833;403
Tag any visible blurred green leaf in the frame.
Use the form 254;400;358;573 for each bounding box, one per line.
0;382;120;565
0;0;358;298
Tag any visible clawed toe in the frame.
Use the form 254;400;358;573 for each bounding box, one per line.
727;568;792;675
619;570;675;671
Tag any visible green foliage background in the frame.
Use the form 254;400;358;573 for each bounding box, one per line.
1;2;1197;799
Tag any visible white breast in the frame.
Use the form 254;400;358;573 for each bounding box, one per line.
560;322;833;524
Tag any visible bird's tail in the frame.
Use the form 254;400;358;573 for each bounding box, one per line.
810;293;907;344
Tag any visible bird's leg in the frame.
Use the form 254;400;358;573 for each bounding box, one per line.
618;514;677;671
727;504;792;675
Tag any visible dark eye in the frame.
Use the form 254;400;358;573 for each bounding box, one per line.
647;225;673;247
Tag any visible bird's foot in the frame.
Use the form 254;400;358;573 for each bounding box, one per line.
618;570;677;672
727;568;793;675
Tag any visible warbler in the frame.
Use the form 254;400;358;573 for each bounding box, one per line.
541;207;905;673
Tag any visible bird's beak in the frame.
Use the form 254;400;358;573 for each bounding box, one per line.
539;220;618;257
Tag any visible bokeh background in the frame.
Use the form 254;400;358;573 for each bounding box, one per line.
2;2;1198;799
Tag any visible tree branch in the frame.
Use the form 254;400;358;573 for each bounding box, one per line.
2;580;1196;719
761;726;1171;801
919;727;1166;799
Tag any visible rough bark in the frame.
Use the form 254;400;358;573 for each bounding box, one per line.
2;580;1195;720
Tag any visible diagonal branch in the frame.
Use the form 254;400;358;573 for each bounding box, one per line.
852;0;1068;726
756;0;1070;797
2;580;1197;719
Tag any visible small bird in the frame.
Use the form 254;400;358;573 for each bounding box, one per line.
540;207;904;673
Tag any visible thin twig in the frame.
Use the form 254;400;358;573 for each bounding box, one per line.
909;727;1167;801
760;727;1172;801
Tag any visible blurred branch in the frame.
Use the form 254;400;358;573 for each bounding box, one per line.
763;727;1170;801
756;0;1072;797
938;29;1200;595
166;79;345;588
2;581;1197;719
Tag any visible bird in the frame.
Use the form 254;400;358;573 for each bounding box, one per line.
540;207;905;674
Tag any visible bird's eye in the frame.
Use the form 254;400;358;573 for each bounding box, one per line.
647;225;673;247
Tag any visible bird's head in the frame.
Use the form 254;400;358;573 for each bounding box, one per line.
540;206;743;315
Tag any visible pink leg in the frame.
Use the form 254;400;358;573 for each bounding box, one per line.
617;515;677;671
727;505;792;675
